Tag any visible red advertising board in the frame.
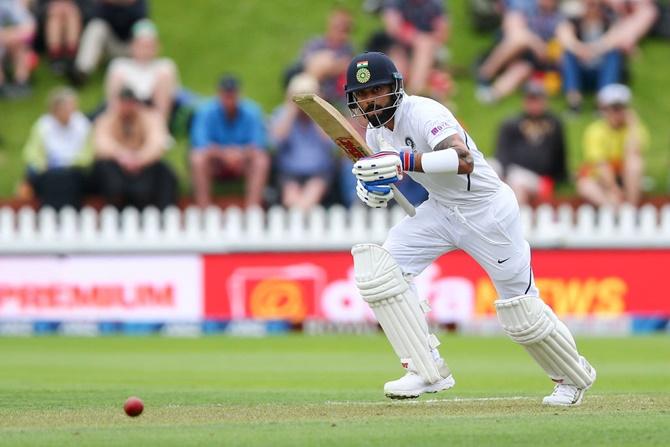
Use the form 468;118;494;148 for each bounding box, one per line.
0;256;203;322
204;250;670;323
1;250;666;324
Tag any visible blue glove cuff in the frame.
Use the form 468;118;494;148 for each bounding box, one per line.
363;183;392;194
366;178;398;186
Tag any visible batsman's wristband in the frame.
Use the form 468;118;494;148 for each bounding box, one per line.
399;151;415;171
421;148;459;173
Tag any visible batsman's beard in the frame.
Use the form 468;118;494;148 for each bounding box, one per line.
364;103;397;128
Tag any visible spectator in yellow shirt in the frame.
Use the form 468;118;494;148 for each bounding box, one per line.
577;84;648;207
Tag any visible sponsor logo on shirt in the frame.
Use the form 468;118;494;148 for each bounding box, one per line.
430;122;449;135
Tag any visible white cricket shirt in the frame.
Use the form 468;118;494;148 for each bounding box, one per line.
38;112;91;167
365;94;502;206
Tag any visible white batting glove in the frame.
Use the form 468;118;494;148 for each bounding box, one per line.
356;179;394;208
351;151;403;183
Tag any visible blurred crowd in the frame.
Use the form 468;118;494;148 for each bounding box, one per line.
2;0;668;211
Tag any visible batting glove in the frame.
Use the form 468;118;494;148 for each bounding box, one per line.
356;179;394;208
352;151;403;183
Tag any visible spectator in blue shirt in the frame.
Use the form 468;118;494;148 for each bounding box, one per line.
189;75;270;208
270;74;336;211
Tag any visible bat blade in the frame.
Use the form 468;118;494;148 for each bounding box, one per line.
292;93;371;162
292;93;416;217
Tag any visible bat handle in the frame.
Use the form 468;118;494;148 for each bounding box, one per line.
377;135;417;217
390;185;416;216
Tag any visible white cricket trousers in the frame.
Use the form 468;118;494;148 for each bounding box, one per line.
383;184;539;300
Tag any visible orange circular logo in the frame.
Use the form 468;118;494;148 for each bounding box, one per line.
249;279;305;322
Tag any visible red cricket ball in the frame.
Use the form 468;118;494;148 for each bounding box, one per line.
124;396;144;417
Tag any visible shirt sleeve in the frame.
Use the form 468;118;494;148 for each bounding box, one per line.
268;106;285;146
74;134;95;168
189;103;212;150
415;99;459;149
23;120;46;173
252;118;267;150
246;103;267;149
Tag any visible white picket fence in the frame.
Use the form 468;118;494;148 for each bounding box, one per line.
0;203;669;253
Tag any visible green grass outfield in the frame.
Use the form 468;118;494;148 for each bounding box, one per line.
0;334;668;446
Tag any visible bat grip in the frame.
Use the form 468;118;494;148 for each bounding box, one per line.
390;185;416;216
376;136;416;217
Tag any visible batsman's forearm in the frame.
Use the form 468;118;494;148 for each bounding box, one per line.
404;147;473;175
414;151;457;173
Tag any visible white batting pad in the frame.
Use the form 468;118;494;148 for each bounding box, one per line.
495;295;595;389
352;243;444;384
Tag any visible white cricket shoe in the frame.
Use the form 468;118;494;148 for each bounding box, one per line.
384;372;455;399
384;361;455;400
542;357;597;407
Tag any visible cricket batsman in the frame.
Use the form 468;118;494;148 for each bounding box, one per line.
346;52;596;406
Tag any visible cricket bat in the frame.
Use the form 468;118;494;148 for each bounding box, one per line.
292;93;416;217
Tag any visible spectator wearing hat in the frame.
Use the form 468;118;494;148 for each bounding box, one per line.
70;0;148;85
189;75;269;208
556;0;624;112
22;87;92;209
270;73;336;211
92;86;177;209
0;0;36;99
577;84;648;206
491;81;567;205
105;19;179;122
